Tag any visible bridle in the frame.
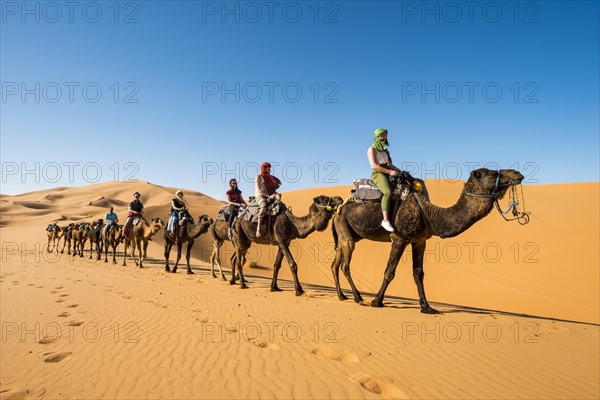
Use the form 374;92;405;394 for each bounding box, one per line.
465;171;530;225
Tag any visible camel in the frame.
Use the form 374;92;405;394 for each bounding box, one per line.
232;195;344;295
46;224;63;253
163;215;213;274
59;223;74;254
87;219;104;260
330;168;524;313
72;222;91;257
122;217;164;268
209;219;239;280
102;223;123;264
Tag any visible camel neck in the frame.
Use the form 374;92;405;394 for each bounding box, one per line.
288;208;329;239
423;192;495;238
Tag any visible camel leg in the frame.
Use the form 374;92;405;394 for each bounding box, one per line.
279;245;304;296
112;243;117;264
137;240;147;268
372;238;408;308
210;241;220;278
340;241;363;303
412;240;438;314
270;249;285;292
122;240;128;266
104;240;109;262
164;240;172;272
232;247;248;289
172;242;182;273
89;240;93;259
185;240;194;275
331;247;347;301
46;235;51;253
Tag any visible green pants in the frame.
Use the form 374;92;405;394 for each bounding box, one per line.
371;170;391;212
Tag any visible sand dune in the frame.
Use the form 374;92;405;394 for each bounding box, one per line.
0;179;598;399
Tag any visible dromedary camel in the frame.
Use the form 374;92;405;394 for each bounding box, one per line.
59;223;74;255
163;215;213;274
233;195;344;294
122;217;164;268
72;222;91;257
102;224;123;264
209;219;239;280
330;168;524;313
87;219;104;260
46;224;63;253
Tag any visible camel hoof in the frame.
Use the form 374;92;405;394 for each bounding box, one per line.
171;269;177;273
338;294;349;301
295;290;305;297
138;265;144;269
165;267;171;272
229;279;236;286
221;276;227;281
187;270;194;275
421;307;440;314
240;284;248;289
270;287;283;292
211;274;217;278
371;299;384;308
353;297;364;304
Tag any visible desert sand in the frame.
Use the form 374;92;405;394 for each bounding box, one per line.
1;179;598;399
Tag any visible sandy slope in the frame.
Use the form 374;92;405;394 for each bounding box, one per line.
0;180;598;399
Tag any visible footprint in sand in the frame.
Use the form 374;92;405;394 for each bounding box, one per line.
59;294;69;297
67;304;79;308
0;387;47;399
311;346;368;363
65;321;83;327
57;312;70;318
50;290;59;294
122;296;132;300
12;281;20;285
55;299;65;303
252;340;281;350
44;352;72;363
38;336;59;345
349;373;407;398
27;283;35;286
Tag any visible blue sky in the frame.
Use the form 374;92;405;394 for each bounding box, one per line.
1;0;598;200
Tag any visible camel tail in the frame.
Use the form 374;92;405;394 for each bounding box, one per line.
331;222;338;250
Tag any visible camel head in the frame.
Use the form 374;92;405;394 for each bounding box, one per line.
310;195;345;231
193;215;214;238
464;168;524;200
149;218;165;234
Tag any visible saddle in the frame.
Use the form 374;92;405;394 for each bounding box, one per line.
216;206;231;221
351;172;418;204
244;196;286;223
46;223;60;232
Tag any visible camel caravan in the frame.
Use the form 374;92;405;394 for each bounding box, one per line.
43;129;531;312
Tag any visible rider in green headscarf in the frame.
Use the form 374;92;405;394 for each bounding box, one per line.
368;128;429;233
373;128;389;152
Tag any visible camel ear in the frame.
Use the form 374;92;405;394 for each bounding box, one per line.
472;170;481;180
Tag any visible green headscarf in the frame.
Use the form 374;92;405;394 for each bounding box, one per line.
373;128;389;152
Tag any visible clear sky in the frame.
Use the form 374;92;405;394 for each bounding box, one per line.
1;0;598;200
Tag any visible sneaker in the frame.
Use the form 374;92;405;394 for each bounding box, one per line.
381;220;394;232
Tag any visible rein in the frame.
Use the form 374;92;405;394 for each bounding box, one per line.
465;172;530;225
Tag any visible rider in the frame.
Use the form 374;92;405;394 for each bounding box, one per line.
226;178;247;240
103;207;119;237
255;162;281;237
168;190;188;233
368;128;403;232
123;192;144;236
